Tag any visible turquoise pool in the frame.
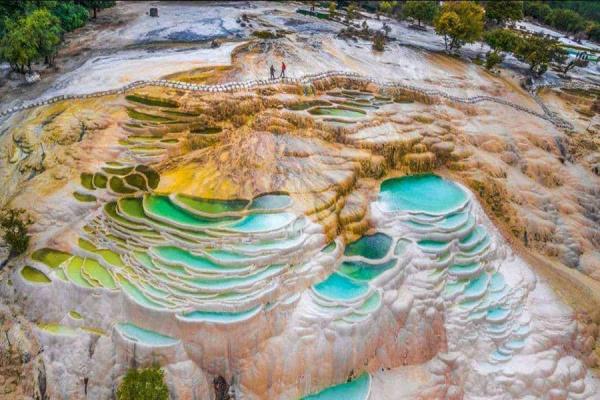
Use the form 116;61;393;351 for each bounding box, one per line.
338;259;397;281
344;233;392;259
179;304;262;323
116;322;178;346
301;373;370;400
313;273;369;302
378;174;468;214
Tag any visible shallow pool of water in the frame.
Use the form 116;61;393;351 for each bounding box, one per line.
20;266;51;284
31;248;71;269
180;304;262;323
338;259;397;281
313;272;369;302
301;373;370;400
378;174;468;214
344;233;392;259
116;322;178;346
308;107;366;118
173;194;248;215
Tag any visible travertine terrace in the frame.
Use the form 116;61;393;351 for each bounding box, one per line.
0;2;599;399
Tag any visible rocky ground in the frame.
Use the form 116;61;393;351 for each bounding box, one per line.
0;1;600;399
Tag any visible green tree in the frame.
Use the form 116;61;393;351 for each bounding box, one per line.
484;1;523;26
523;1;552;21
378;1;393;16
545;8;586;33
514;34;567;76
77;0;115;19
117;367;168;400
52;1;89;32
26;9;62;66
484;28;522;53
485;50;503;70
0;208;33;258
328;1;336;19
403;1;439;27
0;19;38;73
588;23;600;42
346;2;358;23
434;1;485;52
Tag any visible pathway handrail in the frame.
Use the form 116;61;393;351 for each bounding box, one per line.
0;70;578;129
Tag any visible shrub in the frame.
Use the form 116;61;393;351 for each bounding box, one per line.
251;30;279;39
0;208;33;257
372;31;385;51
117;367;169;400
485;50;503;70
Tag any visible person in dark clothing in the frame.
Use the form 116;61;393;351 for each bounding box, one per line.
270;64;276;80
280;61;286;78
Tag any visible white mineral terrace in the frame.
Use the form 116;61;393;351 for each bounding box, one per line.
14;173;598;399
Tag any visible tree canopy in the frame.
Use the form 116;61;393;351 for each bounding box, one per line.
484;1;524;26
0;0;115;74
524;1;600;40
403;1;439;27
514;34;567;76
434;1;485;51
484;28;522;53
0;9;61;73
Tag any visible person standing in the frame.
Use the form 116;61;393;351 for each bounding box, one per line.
280;61;286;78
270;64;276;80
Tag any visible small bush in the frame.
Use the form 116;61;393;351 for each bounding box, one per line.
372;31;385;51
0;208;33;257
117;367;168;400
485;51;503;70
252;30;280;39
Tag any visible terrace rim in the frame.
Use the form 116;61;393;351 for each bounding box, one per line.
0;70;584;130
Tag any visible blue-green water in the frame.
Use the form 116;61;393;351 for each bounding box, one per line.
313;273;369;301
338;259;397;281
180;304;261;323
225;212;296;233
344;232;392;259
116;322;178;346
378;174;467;214
144;195;237;228
301;373;370;400
249;193;292;210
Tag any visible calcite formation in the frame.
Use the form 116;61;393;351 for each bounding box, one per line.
0;75;599;399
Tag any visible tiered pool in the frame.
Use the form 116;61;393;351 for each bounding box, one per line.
288;90;392;126
308;231;399;327
30;189;320;341
376;174;530;364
